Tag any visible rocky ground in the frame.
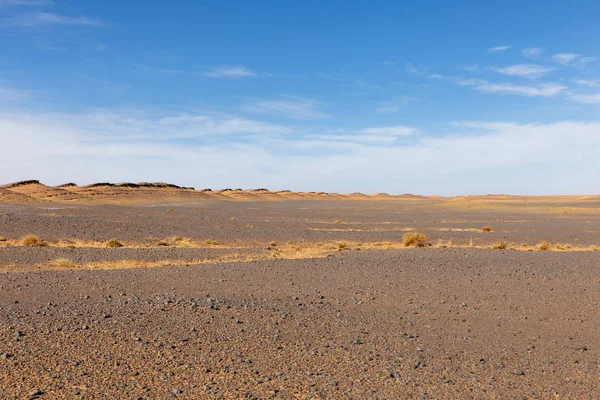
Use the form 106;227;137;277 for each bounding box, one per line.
0;200;599;399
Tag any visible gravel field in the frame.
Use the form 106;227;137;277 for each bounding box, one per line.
1;200;599;399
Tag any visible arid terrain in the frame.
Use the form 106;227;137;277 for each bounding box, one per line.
1;181;599;399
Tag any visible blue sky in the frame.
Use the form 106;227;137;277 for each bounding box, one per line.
0;0;599;195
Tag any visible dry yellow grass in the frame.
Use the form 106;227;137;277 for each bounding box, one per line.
492;240;507;250
333;219;342;224
106;238;123;248
537;241;551;251
554;243;572;250
0;236;6;242
402;232;428;247
20;234;44;246
50;258;75;268
205;239;219;245
482;226;491;232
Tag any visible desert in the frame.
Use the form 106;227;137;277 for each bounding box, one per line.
1;181;599;398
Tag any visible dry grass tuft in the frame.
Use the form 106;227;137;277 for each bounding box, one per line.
231;217;237;221
106;238;123;248
21;234;45;246
333;219;342;224
402;232;428;248
337;241;348;250
205;239;219;245
50;258;74;268
482;226;491;232
554;243;572;250
492;240;507;250
537;241;551;251
0;236;6;242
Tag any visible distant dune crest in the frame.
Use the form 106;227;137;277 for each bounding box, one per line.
0;180;597;204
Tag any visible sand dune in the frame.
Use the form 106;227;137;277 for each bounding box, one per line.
1;180;598;204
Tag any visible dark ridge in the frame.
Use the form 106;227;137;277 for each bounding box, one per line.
198;189;212;192
3;180;41;189
251;188;269;192
276;190;291;193
58;183;78;188
115;182;140;188
82;182;116;188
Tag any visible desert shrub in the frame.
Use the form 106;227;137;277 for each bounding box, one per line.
231;217;237;221
205;239;219;245
157;240;170;246
106;238;123;248
537;241;551;251
50;258;74;268
482;226;491;232
337;241;348;249
402;232;428;248
0;236;6;242
333;219;342;224
492;240;507;250
21;234;42;246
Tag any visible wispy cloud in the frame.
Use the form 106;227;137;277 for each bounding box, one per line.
488;45;512;52
457;79;566;97
0;0;51;7
492;64;555;78
522;47;543;58
9;12;104;27
552;53;579;65
242;95;330;120
361;126;417;136
376;97;413;113
203;66;256;78
567;92;600;104
459;65;481;73
2;110;598;194
575;57;596;67
571;78;599;88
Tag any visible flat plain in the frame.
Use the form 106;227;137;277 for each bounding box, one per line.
1;184;599;399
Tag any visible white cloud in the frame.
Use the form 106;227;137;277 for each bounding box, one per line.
361;126;417;136
376;97;413;113
522;47;543;58
242;96;330;120
9;12;104;27
1;111;598;195
552;53;579;65
492;64;555;78
203;66;256;78
571;78;599;88
576;57;596;67
457;79;566;97
0;0;50;6
488;45;512;52
459;65;481;73
567;92;600;104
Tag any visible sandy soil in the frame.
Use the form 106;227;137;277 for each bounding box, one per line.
1;199;599;399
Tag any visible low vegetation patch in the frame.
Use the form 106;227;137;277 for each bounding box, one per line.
482;226;491;232
50;258;74;268
0;236;6;242
106;238;123;248
205;239;219;245
20;234;45;247
402;232;428;248
333;219;342;224
554;243;572;250
492;241;507;250
537;241;551;251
